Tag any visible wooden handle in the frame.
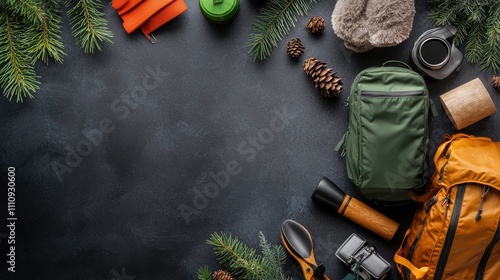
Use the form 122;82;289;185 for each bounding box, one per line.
337;196;399;241
440;78;496;130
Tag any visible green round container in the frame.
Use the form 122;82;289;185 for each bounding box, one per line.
199;0;239;23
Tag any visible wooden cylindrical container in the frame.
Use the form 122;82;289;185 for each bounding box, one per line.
440;78;497;130
337;195;400;241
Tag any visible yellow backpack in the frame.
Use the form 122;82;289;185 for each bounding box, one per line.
394;133;500;279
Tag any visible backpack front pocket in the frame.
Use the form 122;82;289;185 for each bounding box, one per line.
356;90;428;200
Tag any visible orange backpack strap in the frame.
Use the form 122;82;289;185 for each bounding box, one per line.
394;230;429;279
394;254;429;279
141;0;188;40
433;133;471;163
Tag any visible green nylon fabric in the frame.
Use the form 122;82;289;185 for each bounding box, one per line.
345;65;430;202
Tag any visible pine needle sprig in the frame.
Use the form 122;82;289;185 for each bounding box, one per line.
197;266;212;280
0;13;39;102
453;16;469;46
481;2;500;72
66;0;113;54
31;0;66;64
465;22;486;63
3;0;44;24
203;232;291;280
258;231;291;280
207;232;268;279
3;0;65;64
247;0;317;61
427;0;459;26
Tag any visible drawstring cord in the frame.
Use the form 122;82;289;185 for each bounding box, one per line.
476;185;490;221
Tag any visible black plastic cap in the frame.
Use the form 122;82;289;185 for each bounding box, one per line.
311;177;346;210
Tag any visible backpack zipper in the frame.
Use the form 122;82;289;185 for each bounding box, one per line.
475;219;500;279
433;184;467;280
403;216;429;280
361;90;423;97
402;197;437;279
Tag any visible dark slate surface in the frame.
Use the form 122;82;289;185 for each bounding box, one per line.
1;0;499;279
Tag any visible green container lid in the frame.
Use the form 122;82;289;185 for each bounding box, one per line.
199;0;239;23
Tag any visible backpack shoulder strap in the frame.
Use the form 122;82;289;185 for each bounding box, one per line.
394;230;429;279
433;133;471;164
394;254;429;279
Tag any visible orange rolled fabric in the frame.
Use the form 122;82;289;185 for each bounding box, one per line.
112;0;130;11
141;0;188;39
113;0;188;38
115;0;144;16
120;0;173;34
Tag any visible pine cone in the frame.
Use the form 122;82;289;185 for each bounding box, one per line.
213;269;235;280
303;57;343;98
286;38;305;58
492;75;500;91
306;16;326;34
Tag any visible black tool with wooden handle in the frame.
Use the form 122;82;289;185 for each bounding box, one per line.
281;219;331;280
311;177;399;241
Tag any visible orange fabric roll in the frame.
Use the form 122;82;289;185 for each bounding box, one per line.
112;0;130;11
120;0;173;34
141;0;188;38
116;0;145;16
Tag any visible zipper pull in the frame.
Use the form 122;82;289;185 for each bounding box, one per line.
342;95;350;107
476;186;490;221
441;195;449;206
335;132;348;155
340;147;346;157
442;195;450;219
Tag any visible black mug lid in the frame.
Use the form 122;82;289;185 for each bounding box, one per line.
411;25;463;80
418;37;450;70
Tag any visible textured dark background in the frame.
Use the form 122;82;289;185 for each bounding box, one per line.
1;0;499;279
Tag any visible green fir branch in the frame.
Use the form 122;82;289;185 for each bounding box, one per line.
465;23;485;63
66;0;113;54
0;0;112;102
197;266;212;280
207;232;268;279
2;0;65;64
429;0;500;72
259;231;291;280
480;2;500;72
3;0;44;24
453;16;469;46
247;0;317;61
0;13;39;102
204;232;291;280
31;0;66;64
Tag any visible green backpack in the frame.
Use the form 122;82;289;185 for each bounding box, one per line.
336;61;437;203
